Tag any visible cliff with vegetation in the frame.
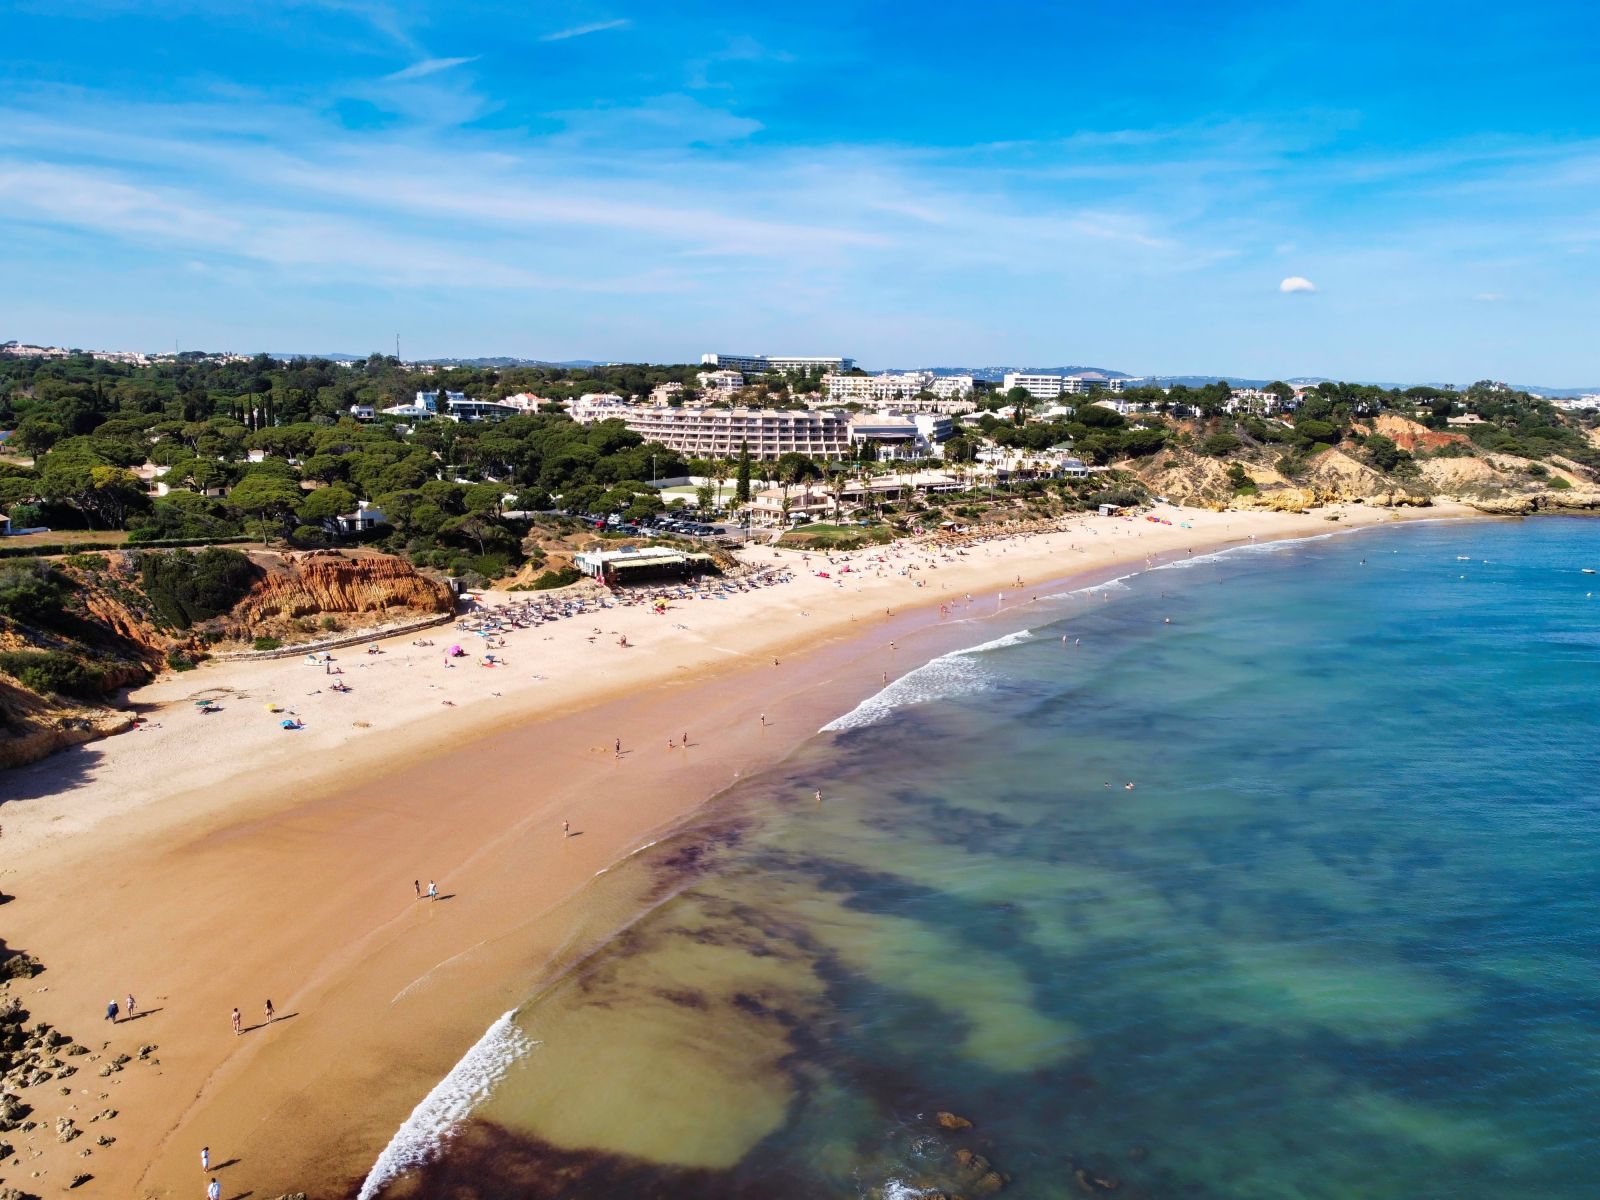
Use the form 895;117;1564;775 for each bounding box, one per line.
1117;403;1599;514
0;548;452;768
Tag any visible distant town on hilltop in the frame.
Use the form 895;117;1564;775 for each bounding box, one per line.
5;339;1599;400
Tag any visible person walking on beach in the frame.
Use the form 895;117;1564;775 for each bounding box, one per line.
208;1178;221;1200
200;1146;210;1171
264;998;275;1022
126;994;136;1020
414;879;421;899
105;999;118;1023
231;1007;241;1035
428;880;438;901
614;737;622;758
562;820;570;838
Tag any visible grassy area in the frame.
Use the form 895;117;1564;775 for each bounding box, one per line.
776;523;895;551
4;529;132;548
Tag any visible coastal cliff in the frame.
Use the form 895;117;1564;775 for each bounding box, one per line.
1126;414;1595;515
222;550;453;631
0;549;453;769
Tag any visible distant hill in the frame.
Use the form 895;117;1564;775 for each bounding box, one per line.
414;357;619;369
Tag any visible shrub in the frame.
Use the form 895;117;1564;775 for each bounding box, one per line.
319;615;339;631
166;648;199;672
139;548;258;629
1088;487;1149;509
0;559;68;624
1294;418;1340;444
252;636;282;651
289;525;332;549
0;649;104;697
1365;433;1411;473
1548;475;1573;490
65;553;108;573
1201;432;1241;457
530;566;583;590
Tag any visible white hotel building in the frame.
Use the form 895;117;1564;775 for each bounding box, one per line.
823;372;975;408
701;352;855;374
1002;372;1130;399
572;404;852;461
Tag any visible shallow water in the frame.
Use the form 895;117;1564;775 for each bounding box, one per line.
370;517;1600;1199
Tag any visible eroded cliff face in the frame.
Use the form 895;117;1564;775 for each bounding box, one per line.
0;549;453;769
223;550;453;631
1364;414;1471;454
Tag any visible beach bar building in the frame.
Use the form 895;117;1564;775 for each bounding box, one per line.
573;546;717;586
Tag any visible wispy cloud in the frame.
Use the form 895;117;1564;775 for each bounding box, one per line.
540;18;629;42
384;56;478;82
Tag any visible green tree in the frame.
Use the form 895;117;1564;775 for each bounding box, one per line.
735;441;752;504
297;485;358;526
229;472;304;545
1365;433;1410;472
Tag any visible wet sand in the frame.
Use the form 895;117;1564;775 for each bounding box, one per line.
0;504;1469;1198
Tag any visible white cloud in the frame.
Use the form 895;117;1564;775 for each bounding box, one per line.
384;56;478;82
540;18;629;42
1279;275;1318;294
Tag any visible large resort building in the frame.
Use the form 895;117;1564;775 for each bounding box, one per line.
701;352;855;374
574;404;852;461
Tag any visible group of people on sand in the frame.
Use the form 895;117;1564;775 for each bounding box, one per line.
229;999;275;1035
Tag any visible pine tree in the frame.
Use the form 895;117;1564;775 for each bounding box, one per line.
736;440;752;504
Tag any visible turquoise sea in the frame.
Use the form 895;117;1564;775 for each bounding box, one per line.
365;517;1600;1199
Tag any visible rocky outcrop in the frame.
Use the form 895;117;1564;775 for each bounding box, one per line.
1367;490;1431;508
1229;487;1317;513
1129;451;1235;507
1420;456;1501;493
1303;448;1389;498
1467;490;1600;515
224;551;452;628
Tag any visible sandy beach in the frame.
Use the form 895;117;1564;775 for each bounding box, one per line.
0;502;1473;1198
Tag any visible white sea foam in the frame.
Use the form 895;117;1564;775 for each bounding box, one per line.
880;1181;935;1200
355;1011;535;1200
822;630;1033;732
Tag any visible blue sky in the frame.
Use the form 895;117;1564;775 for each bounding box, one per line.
3;0;1600;382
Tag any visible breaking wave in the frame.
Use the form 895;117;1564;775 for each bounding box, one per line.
822;629;1034;733
355;1012;535;1200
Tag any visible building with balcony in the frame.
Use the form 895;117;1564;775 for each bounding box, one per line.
566;394;631;423
701;352;855;374
697;369;745;391
848;413;953;459
613;407;851;461
823;371;932;402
